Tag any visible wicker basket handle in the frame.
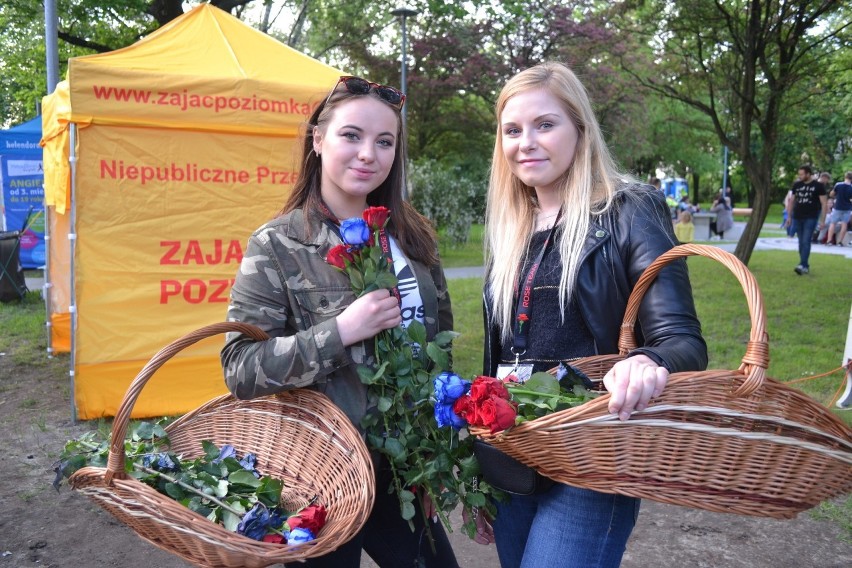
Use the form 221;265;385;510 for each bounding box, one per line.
105;322;270;484
617;243;768;397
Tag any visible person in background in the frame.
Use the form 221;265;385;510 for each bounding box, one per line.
709;190;734;241
785;164;827;275
826;171;852;246
480;61;707;568
815;173;833;243
220;75;463;567
677;194;698;215
674;210;695;243
724;185;734;204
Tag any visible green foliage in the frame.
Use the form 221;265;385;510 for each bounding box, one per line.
409;159;486;246
54;421;306;539
506;372;599;422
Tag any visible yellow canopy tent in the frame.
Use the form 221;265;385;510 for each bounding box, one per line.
40;4;341;419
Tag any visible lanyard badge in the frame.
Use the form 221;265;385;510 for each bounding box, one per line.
496;210;562;384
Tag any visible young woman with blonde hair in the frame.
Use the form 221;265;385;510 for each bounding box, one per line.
479;62;708;567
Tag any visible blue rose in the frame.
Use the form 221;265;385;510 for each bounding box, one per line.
340;218;370;247
212;444;237;464
433;372;470;405
237;503;273;541
141;452;179;472
155;453;179;472
239;452;261;477
434;402;466;430
288;527;316;544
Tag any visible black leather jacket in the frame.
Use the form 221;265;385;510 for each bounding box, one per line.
484;186;708;375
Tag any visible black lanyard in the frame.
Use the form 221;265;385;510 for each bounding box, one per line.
512;211;561;353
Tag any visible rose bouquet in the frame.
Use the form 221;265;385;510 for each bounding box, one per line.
55;421;327;544
326;206;499;539
435;365;601;434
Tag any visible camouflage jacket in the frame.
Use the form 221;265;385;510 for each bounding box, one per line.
221;208;453;429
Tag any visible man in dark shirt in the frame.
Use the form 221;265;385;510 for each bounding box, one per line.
784;165;827;274
827;171;852;246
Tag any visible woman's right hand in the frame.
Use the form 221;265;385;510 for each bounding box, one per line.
336;288;402;346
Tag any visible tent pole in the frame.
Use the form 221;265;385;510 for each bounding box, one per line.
68;124;78;423
44;203;53;359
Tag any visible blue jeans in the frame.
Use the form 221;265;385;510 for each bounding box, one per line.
792;216;818;268
492;483;640;568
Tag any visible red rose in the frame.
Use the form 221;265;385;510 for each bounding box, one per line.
287;504;328;534
478;395;518;433
469;376;510;403
453;395;478;425
262;534;285;544
326;245;354;270
363;206;391;230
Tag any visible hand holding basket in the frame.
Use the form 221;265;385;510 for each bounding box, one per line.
472;244;852;518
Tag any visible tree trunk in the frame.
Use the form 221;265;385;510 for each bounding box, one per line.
733;156;772;265
691;171;700;204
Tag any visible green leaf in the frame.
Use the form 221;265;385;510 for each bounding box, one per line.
401;501;416;521
522;373;561;395
228;470;261;489
202;440;220;461
358;361;388;385
367;433;385;449
406;320;427;347
214;479;229;498
377;396;393;412
383;438;406;463
164;482;185;500
426;342;450;370
186;496;213;517
431;330;460;348
349;268;365;291
392;350;411;376
465;491;487;507
222;509;242;532
363;265;377;286
374;271;398;289
257;477;284;507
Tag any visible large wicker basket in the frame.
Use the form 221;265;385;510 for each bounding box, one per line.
472;244;852;518
68;322;375;567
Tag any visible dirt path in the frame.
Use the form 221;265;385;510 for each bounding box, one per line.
1;351;849;567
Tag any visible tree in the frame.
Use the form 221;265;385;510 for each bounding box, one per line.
619;0;851;264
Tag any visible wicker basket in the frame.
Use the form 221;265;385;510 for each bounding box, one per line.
68;322;375;567
472;244;852;518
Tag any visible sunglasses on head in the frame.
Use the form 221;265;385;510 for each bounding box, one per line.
332;76;406;110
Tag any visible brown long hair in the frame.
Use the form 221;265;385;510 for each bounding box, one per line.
279;83;439;266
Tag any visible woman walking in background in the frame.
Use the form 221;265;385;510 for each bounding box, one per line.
709;190;734;240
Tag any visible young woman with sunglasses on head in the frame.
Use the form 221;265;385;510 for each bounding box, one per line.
220;76;461;567
479;62;708;567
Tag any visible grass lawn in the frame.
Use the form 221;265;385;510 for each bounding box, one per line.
438;224;484;268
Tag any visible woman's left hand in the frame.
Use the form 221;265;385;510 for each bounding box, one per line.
603;354;668;421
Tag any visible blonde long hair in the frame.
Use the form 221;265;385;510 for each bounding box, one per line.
486;62;632;341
